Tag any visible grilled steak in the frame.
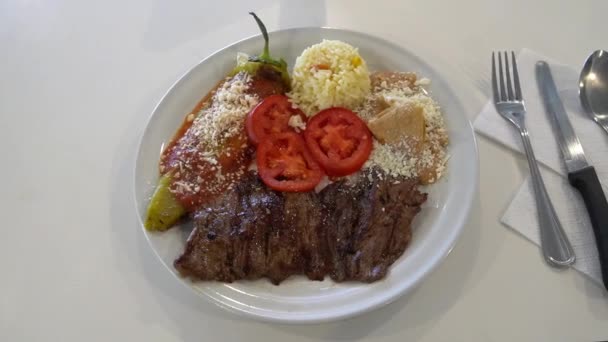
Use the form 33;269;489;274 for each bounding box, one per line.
174;171;427;284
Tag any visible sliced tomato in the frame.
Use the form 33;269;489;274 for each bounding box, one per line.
256;132;324;192
304;107;373;176
246;94;306;145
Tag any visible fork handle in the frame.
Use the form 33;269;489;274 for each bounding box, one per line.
519;125;575;267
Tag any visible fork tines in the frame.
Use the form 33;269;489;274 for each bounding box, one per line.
491;51;522;103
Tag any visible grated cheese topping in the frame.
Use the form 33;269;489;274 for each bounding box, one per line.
164;72;259;201
187;73;259;155
363;140;418;178
357;73;448;182
288;114;307;132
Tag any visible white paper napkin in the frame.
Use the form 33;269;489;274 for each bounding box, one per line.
474;49;606;285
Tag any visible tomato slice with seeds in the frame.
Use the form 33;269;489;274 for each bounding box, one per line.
246;94;306;145
256;132;324;192
304;107;373;177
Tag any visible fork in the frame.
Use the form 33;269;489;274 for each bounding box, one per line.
492;51;575;267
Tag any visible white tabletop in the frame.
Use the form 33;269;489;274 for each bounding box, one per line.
2;0;607;340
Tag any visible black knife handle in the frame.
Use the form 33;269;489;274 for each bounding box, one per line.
568;166;608;291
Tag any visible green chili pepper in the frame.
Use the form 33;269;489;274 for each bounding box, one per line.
231;12;291;87
145;173;185;231
145;13;291;232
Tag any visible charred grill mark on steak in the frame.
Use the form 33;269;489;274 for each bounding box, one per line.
174;171;427;284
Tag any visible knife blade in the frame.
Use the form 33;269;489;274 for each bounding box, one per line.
536;62;589;173
536;60;608;291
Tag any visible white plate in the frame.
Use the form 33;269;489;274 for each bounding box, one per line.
134;28;478;324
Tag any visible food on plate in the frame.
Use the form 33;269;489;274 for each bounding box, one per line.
174;171;427;284
370;71;417;91
288;40;371;116
144;13;289;230
231;13;291;88
256;132;324;192
303;107;372;177
145;174;186;231
359;71;448;185
145;14;450;284
246;95;306;145
159;74;257;212
367;103;426;149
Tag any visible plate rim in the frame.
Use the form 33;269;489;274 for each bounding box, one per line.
133;27;479;324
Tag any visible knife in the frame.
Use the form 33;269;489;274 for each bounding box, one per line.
536;60;608;291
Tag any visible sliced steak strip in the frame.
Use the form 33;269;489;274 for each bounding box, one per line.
284;192;327;281
173;188;241;282
174;171;427;284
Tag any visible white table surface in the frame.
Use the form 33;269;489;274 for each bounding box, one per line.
2;0;607;340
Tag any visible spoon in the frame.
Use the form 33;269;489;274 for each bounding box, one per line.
579;50;608;134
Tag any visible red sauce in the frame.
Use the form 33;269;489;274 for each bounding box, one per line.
159;78;224;174
159;68;287;212
169;133;252;212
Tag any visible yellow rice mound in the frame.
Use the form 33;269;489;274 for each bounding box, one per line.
288;40;371;116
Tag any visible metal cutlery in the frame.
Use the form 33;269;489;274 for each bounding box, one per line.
491;51;575;267
536;61;608;290
579;50;608;134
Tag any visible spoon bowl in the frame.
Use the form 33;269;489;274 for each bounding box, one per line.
579;50;608;134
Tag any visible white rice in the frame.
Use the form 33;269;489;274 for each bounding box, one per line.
288;40;371;116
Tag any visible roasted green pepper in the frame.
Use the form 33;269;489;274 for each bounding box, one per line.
230;12;291;87
145;12;289;231
145;174;186;231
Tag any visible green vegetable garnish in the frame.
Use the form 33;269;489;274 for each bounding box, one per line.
247;12;286;68
145;173;186;231
231;12;290;87
144;13;291;232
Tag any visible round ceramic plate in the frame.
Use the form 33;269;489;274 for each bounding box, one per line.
134;28;478;324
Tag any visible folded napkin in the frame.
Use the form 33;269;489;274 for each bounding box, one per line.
474;49;607;285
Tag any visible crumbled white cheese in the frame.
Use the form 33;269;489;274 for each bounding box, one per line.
364;140;418;178
357;74;448;182
167;72;259;199
187;73;259;157
288;114;307;132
